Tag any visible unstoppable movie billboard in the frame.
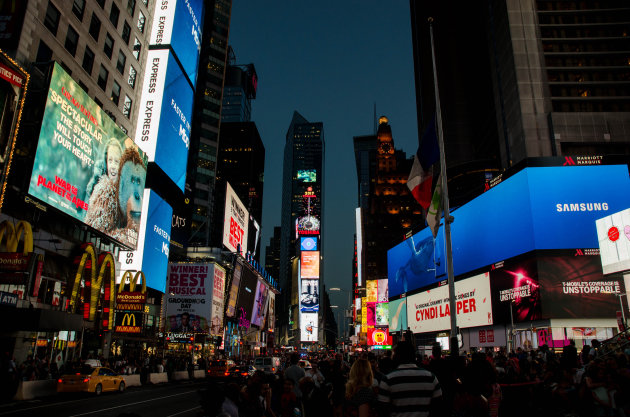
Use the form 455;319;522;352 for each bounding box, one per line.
29;63;147;249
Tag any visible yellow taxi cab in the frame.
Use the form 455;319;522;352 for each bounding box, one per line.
57;365;125;395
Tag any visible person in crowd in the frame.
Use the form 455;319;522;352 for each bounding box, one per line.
378;341;442;417
344;358;376;417
284;353;305;400
305;362;325;388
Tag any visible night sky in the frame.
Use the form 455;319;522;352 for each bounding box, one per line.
228;1;419;314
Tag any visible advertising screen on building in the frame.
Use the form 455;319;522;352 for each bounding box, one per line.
267;292;275;331
300;311;318;342
135;49;193;191
222;182;249;254
251;279;269;327
407;273;493;334
165;263;214;332
377;279;389;302
149;0;203;86
375;303;389;326
297;169;316;182
388;165;630;298
388;298;407;333
117;190;172;291
300;237;317;251
538;254;624;318
366;280;377;302
297;215;320;235
235;265;257;326
300;251;319;279
225;258;243;318
28;63;147;249
366;302;376;326
490;255;542;323
210;265;225;336
596;208;630;274
368;328;392;346
300;278;319;312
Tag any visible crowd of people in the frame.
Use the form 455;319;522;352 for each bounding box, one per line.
199;338;630;417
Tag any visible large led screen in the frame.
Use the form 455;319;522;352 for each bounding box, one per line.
165;263;214;332
538;254;624;318
235;265;257;325
297;169;316;182
300;237;317;251
596;208;630;274
210;265;225;336
490;256;542;323
251;279;269;327
300;278;319;312
300;311;318;342
388;165;630;297
388;298;407;333
29;63;147;249
407;273;493;334
149;0;204;86
225;259;243;318
300;251;319;279
135;49;193;191
222;182;249;254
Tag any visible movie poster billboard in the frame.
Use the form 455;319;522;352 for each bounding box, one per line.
538;254;624;318
251;279;269;327
407;273;493;334
596;208;630;274
300;251;319;279
222;182;249;254
28;63;147;249
389;298;407;333
490;256;542;323
300;311;318;342
300;278;319;312
210;265;225;336
165;263;213;332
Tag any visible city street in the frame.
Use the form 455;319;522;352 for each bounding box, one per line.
0;380;208;417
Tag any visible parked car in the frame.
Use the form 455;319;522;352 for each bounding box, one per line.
57;366;125;395
253;357;282;374
207;359;236;378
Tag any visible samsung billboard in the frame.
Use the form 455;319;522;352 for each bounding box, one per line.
135;49;193;191
388;165;630;298
149;0;204;87
28;63;148;249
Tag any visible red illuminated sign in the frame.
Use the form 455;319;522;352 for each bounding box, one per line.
608;226;620;242
367;328;392;346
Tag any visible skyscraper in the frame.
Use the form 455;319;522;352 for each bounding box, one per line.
410;0;630;207
221;60;257;123
278;111;324;345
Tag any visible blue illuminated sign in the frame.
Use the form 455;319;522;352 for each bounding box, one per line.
388;164;630;297
141;191;173;292
300;237;317;251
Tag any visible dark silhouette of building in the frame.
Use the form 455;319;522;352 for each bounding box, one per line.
221;56;257;123
265;226;282;283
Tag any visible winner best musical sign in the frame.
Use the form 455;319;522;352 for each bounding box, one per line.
407;272;493;334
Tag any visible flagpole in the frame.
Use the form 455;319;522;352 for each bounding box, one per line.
429;18;458;356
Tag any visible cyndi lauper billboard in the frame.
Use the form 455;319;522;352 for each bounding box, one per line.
28;63;147;249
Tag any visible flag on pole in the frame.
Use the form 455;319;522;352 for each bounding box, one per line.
407;116;439;209
426;174;442;238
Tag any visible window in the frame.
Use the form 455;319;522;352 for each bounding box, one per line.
72;0;85;20
137;11;145;33
44;2;60;35
59;62;72;76
109;3;120;27
128;66;137;88
36;40;52;62
82;46;95;74
96;0;105;8
111;81;121;105
104;33;114;58
64;25;79;56
123;95;132;118
89;13;101;41
94;97;103;108
122;21;131;44
127;0;136;16
78;80;89;93
116;50;126;74
98;65;109;90
132;37;141;60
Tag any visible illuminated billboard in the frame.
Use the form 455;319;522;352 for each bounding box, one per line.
489;256;542;323
407;273;493;334
375;303;389;326
388;298;407;333
225;258;243;318
596;208;630;274
210;265;225;336
368;328;392;346
28;63;147;249
117;190;173;291
377;279;389;302
366;280;377;302
300;311;318;342
165;263;215;332
300;278;319;312
300;251;319;279
300;237;317;251
297;215;320;235
297;169;316;182
251;279;269;327
388;165;630;297
135;49;193;191
149;0;203;86
222;182;249;254
235;265;257;327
